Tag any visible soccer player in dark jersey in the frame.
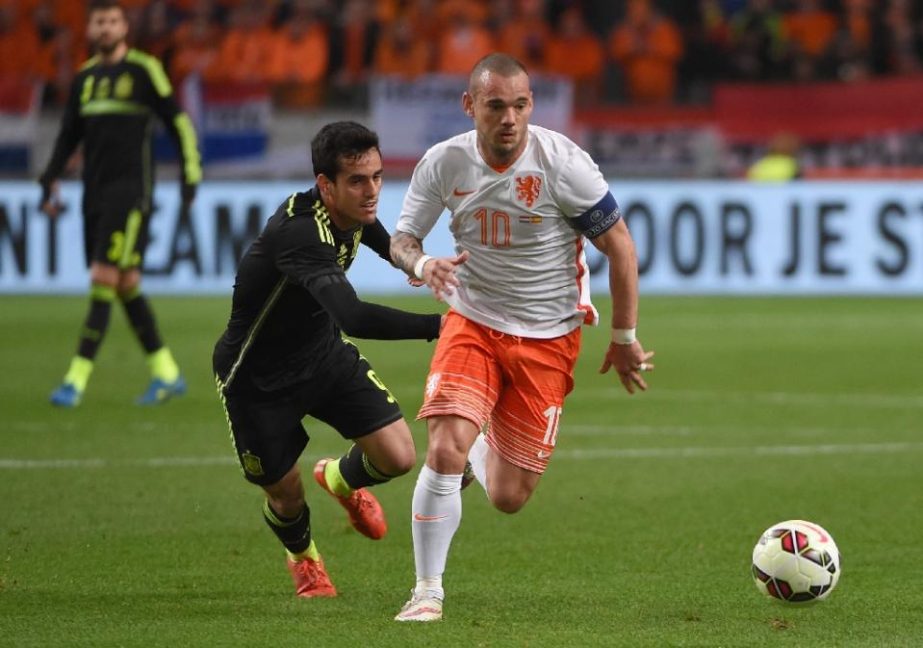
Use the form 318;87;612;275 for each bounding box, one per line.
213;121;447;598
38;0;201;407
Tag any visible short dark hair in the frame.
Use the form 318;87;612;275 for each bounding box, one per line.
310;121;381;179
88;0;124;14
468;53;528;94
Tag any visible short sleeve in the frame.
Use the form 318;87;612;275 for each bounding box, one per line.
553;146;610;218
396;153;446;240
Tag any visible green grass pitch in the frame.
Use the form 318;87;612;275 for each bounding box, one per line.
1;295;922;646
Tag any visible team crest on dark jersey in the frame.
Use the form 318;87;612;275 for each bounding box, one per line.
115;73;133;99
241;451;264;476
515;175;542;208
96;76;111;100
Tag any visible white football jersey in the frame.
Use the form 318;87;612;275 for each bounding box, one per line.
397;125;613;338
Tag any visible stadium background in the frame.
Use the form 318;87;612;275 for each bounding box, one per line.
2;2;923;646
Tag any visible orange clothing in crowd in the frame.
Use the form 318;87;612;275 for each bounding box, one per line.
610;2;683;104
266;21;328;84
436;17;494;75
545;7;604;82
783;7;838;56
374;18;431;78
207;24;276;84
497;18;550;72
0;20;47;79
496;0;550;72
171;17;220;81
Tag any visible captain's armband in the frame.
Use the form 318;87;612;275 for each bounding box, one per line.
568;192;621;239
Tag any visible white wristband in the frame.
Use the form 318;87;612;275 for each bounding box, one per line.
413;254;433;280
612;327;637;345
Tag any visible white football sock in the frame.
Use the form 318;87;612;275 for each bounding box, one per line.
411;464;463;595
467;432;490;494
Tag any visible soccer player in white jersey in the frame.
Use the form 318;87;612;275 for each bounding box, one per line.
390;53;655;622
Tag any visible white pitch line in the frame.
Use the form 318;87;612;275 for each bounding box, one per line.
557;442;923;460
573;388;923;409
0;456;237;470
2;442;922;469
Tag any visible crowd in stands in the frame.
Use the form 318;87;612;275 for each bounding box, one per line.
2;0;923;109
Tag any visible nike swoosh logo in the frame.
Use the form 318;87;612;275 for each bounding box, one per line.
537;451;550;459
453;188;475;197
414;513;448;522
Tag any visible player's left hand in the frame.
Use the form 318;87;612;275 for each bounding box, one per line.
600;341;655;394
422;250;469;301
38;180;63;217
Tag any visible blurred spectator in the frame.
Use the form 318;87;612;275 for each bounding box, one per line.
374;14;431;78
747;131;801;181
436;0;489;26
134;0;178;67
171;0;222;82
546;6;605;106
496;0;551;73
728;0;788;80
403;0;444;63
819;0;888;82
328;0;379;90
782;0;837;81
435;4;494;75
609;0;684;104
268;0;329;106
883;0;921;74
674;0;731;102
207;0;277;84
0;5;43;82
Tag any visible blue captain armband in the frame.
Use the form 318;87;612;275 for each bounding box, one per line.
569;192;621;239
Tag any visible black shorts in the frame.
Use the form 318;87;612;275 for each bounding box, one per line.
83;190;151;269
217;341;403;486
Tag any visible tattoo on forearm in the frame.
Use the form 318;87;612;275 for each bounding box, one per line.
390;232;424;275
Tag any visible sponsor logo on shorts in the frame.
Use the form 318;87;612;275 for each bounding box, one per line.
425;373;441;398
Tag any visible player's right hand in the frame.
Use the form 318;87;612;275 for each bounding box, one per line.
38;180;62;217
422;250;469;301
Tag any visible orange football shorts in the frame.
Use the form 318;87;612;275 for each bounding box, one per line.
418;310;582;473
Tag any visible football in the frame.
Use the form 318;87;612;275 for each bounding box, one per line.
751;519;841;603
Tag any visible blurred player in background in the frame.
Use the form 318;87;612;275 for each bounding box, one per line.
38;0;201;407
390;53;655;621
213;121;443;598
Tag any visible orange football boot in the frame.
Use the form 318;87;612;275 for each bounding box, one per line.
286;556;337;598
313;458;387;540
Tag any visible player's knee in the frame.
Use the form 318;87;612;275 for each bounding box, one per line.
426;433;470;473
379;445;416;477
488;490;530;514
116;273;141;296
266;491;304;518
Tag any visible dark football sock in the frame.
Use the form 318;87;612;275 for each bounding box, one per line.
262;500;311;555
337;444;393;490
120;287;163;353
76;283;115;360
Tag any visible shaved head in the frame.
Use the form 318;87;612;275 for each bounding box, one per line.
468;53;528;96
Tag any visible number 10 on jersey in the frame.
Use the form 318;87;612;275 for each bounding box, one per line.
474;208;511;248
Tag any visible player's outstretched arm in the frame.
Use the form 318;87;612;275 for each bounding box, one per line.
390;231;468;301
310;273;442;341
591;219;655;394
